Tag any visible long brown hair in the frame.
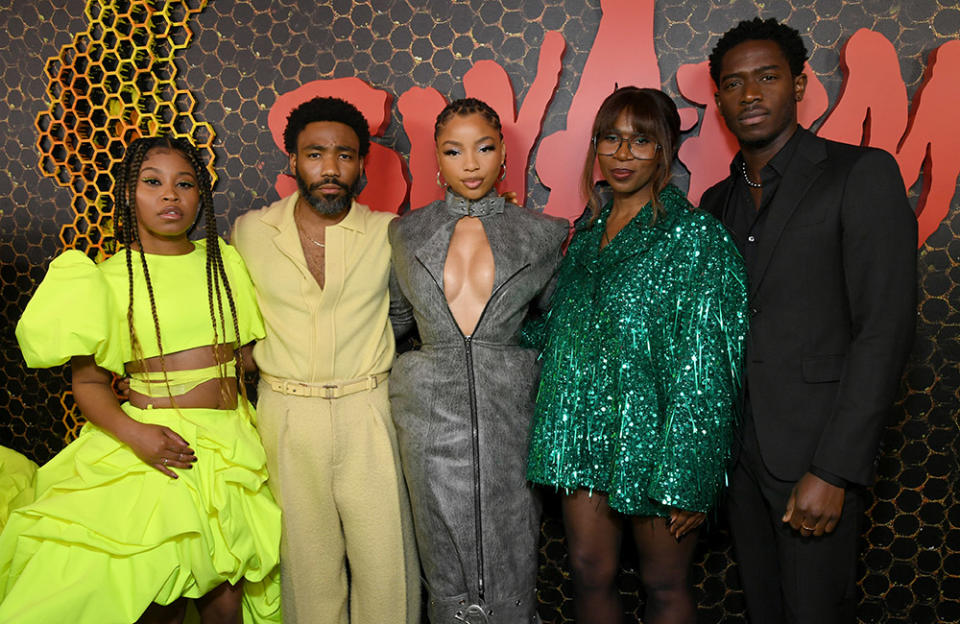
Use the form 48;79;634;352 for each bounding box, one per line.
113;136;246;402
580;87;681;224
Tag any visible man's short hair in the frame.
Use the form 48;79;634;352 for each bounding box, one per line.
708;17;808;86
283;97;371;157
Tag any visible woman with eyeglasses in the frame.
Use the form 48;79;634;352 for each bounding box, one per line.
525;86;749;624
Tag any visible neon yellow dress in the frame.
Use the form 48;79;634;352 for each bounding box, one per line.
1;239;281;624
0;447;37;532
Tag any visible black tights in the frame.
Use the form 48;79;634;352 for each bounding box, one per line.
562;490;699;624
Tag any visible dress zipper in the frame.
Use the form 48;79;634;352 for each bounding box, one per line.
463;334;485;603
417;254;531;607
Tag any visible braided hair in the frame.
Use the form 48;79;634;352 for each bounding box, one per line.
112;136;247;403
434;97;503;140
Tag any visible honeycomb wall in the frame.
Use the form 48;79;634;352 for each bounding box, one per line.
0;1;957;622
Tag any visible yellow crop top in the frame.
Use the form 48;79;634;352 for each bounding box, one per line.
16;239;265;377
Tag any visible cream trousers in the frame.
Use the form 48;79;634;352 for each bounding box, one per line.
256;379;420;624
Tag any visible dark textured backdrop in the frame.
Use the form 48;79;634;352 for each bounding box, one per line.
0;1;957;622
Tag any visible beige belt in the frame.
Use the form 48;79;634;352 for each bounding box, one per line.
260;372;388;399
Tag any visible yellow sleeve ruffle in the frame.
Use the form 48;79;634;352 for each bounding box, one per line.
219;239;266;346
15;250;126;375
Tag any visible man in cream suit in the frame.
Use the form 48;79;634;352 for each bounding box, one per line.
232;96;418;624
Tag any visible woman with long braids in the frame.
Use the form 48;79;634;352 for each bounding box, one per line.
1;136;281;623
389;98;568;623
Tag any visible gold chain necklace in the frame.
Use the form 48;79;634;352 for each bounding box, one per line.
302;232;325;248
295;209;326;248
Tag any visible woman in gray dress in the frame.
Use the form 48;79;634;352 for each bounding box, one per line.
389;98;568;624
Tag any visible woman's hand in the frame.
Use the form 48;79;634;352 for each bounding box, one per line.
500;190;521;206
123;420;197;479
114;375;131;399
667;507;706;540
73;356;196;479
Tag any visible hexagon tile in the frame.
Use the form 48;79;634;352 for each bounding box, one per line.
30;0;214;443
36;0;214;262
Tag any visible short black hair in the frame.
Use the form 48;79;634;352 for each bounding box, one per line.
283;96;371;157
709;17;808;86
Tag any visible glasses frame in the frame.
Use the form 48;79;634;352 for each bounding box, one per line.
592;133;661;160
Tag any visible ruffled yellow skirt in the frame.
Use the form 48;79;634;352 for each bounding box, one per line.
0;446;37;531
0;400;281;624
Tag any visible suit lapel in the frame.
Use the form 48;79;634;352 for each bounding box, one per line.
263;194;312;282
750;132;827;297
718;179;737;226
413;209;457;290
482;213;530;292
412;206;529;303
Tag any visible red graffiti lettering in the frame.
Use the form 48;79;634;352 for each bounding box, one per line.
535;0;660;223
398;31;564;211
893;41;960;245
817;29;909;158
397;87;447;210
266;2;959;245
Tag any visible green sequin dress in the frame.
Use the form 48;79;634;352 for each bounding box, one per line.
526;184;749;516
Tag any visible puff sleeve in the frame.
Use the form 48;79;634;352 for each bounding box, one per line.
219;240;266;346
15;251;126;375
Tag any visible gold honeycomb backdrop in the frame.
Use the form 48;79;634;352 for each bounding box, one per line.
32;0;214;440
1;1;957;623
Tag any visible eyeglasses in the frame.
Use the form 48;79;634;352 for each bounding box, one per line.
593;133;660;159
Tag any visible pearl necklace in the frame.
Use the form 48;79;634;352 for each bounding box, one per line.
741;161;763;189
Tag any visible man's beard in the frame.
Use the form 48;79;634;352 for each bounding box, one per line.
296;173;357;216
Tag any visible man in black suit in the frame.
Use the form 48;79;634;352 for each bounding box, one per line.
700;17;917;624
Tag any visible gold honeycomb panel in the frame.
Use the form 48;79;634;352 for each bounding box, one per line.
32;0;214;442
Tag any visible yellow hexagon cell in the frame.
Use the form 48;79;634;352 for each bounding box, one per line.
58;391;85;444
36;0;214;438
176;91;197;114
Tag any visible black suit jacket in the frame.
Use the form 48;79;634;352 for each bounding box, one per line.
700;129;917;486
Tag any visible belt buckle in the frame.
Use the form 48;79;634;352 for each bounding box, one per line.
321;383;338;399
284;381;309;397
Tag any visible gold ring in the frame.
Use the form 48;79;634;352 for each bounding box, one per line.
801;524;815;531
162;458;168;466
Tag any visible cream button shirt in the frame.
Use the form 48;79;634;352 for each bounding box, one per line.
231;193;396;383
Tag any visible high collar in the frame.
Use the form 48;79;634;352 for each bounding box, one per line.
443;188;505;218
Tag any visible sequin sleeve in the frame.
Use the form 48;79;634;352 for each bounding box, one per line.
647;217;749;513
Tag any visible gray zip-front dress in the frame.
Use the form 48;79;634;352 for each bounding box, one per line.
388;190;567;624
